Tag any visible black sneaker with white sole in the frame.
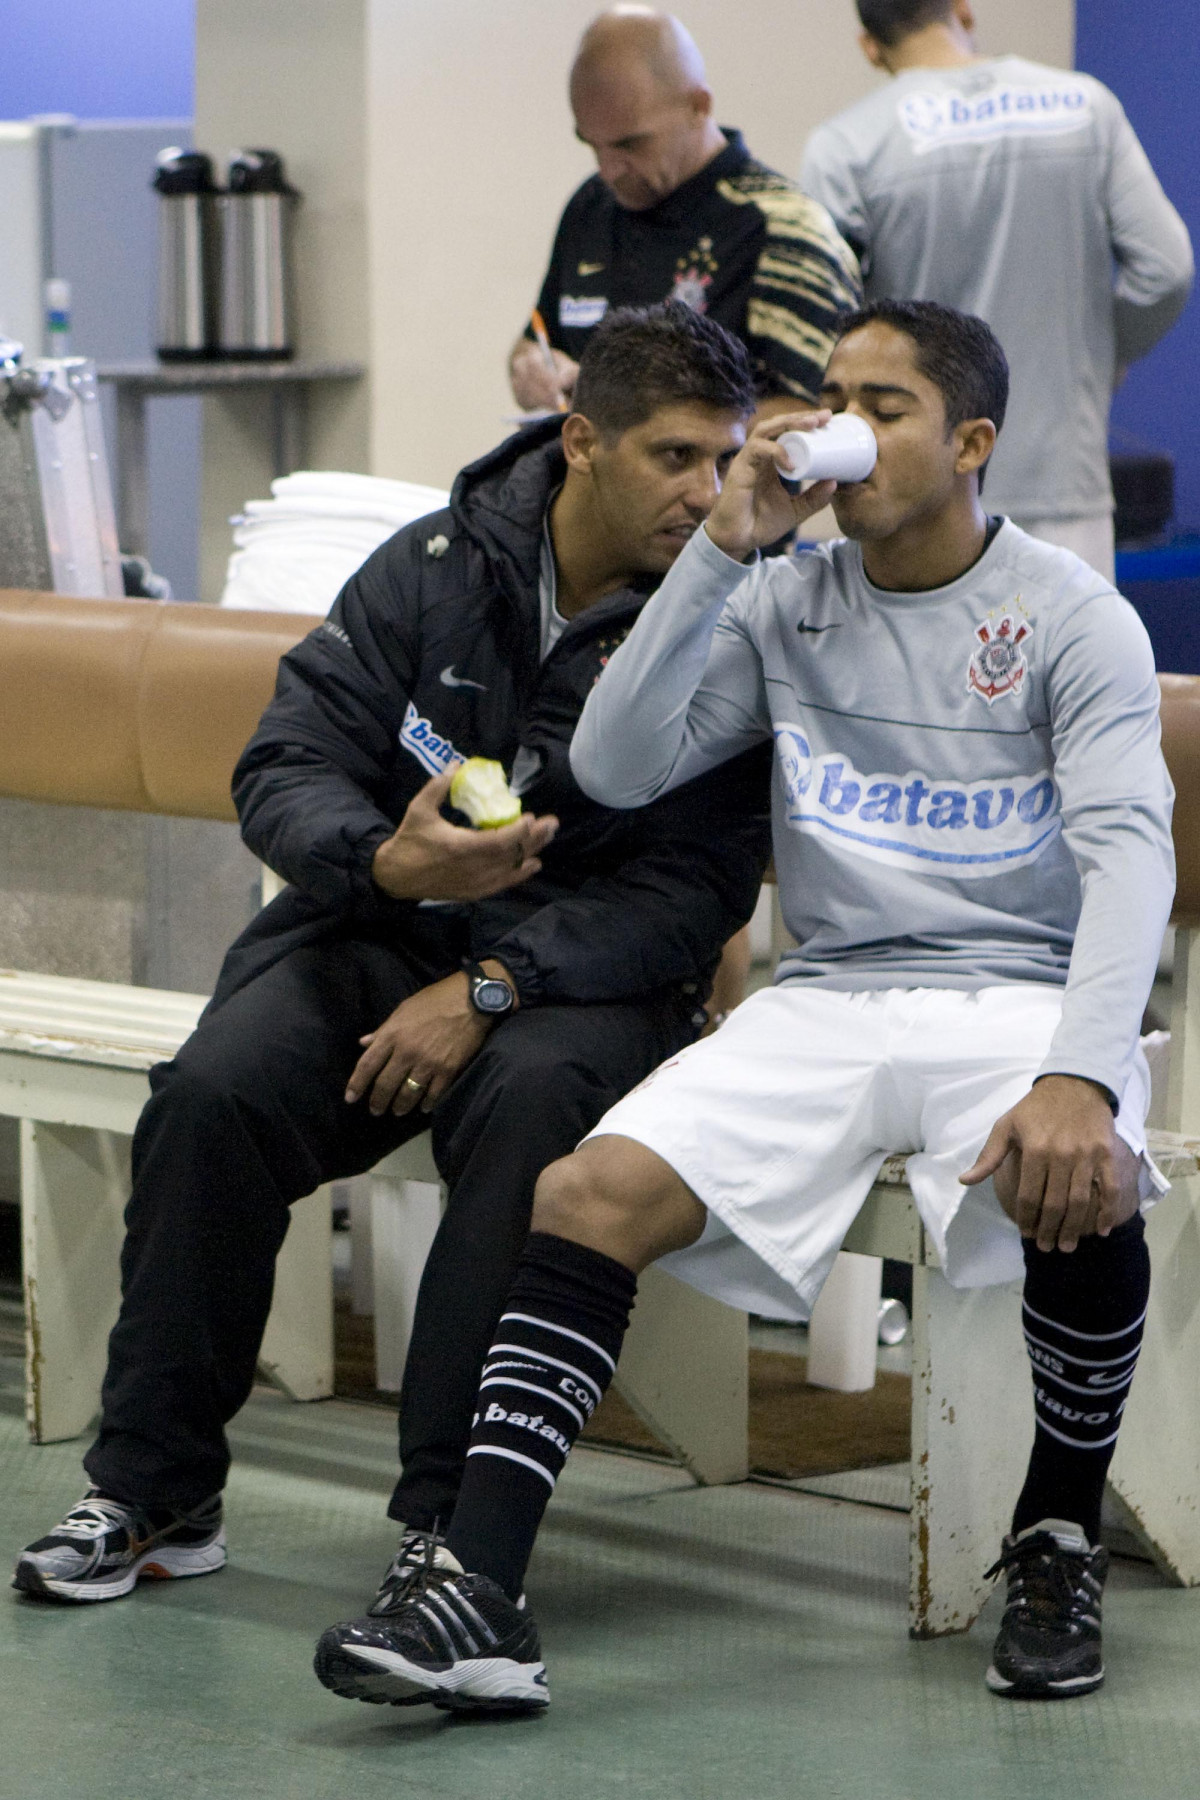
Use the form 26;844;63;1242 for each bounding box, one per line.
367;1529;459;1618
985;1518;1108;1699
314;1537;548;1715
13;1489;226;1604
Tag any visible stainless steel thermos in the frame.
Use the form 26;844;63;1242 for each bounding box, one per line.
153;147;299;361
153;148;220;359
217;150;299;359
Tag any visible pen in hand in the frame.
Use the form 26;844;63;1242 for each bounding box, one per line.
531;308;569;412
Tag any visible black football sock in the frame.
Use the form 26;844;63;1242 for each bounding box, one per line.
444;1231;637;1601
1012;1214;1149;1546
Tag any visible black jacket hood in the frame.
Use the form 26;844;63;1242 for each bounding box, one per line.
449;418;567;610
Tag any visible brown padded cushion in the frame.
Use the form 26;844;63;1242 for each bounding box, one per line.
138;605;313;818
0;588;1198;916
0;590;312;822
1161;675;1200;925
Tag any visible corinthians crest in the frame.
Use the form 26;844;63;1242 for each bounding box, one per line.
670;235;718;312
968;608;1032;704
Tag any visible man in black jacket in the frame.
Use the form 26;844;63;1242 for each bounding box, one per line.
14;303;772;1606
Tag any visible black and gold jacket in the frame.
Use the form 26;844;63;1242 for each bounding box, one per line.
531;128;863;402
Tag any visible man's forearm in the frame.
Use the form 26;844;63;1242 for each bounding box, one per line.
235;751;396;908
1115;285;1193;369
1040;819;1174;1101
1109;114;1194;363
570;528;754;809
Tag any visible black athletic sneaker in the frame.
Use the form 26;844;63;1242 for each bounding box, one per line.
368;1529;460;1616
314;1537;549;1714
985;1518;1108;1699
13;1490;226;1603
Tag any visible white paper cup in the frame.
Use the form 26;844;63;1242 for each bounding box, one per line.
778;415;877;484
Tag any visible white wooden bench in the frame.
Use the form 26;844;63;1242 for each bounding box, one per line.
7;943;1199;1640
0;968;334;1444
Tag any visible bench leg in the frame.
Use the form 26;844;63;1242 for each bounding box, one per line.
612;1266;749;1485
347;1177;375;1316
1106;1175;1200;1584
806;1251;882;1392
369;1172;443;1393
257;1187;334;1402
21;1120;128;1445
909;1268;1029;1637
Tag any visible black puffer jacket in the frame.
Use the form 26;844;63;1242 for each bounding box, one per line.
229;418;772;1007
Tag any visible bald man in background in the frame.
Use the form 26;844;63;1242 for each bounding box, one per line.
510;7;862;417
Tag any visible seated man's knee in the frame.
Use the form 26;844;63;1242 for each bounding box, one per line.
143;1034;300;1172
149;1047;236;1124
532;1137;705;1269
533;1147;621;1241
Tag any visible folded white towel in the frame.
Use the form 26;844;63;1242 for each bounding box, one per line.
220;470;451;614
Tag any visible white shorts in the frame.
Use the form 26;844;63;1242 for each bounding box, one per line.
584;985;1165;1318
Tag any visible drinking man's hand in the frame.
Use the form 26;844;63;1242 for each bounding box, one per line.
704;412;839;563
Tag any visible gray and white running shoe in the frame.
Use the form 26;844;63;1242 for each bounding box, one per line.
13;1489;226;1603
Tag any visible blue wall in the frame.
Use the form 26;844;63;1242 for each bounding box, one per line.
0;0;194;120
1075;7;1200;532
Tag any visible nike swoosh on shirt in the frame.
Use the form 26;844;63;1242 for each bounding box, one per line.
577;261;605;275
439;665;488;691
795;621;843;635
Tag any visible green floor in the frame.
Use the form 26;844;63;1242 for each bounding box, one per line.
3;1352;1200;1800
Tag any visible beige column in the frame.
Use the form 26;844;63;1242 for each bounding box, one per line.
194;0;371;601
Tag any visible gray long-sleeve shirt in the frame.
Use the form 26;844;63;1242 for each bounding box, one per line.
800;58;1194;522
571;523;1175;1100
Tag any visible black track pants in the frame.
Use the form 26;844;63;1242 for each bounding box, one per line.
83;926;694;1514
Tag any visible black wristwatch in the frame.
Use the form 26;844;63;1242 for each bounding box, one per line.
465;960;516;1018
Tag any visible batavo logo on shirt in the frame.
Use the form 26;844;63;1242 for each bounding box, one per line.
559;295;609;329
774;724;1061;877
399;701;465;778
900;81;1093;155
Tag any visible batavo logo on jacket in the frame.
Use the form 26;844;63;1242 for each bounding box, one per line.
399;701;466;778
774;725;1061;877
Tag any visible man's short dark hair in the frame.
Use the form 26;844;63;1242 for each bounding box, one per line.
837;297;1009;442
572;301;756;439
856;0;955;47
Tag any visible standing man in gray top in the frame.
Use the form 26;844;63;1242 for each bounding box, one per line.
800;0;1193;580
313;303;1174;1713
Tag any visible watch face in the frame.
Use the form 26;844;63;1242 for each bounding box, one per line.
473;977;513;1015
